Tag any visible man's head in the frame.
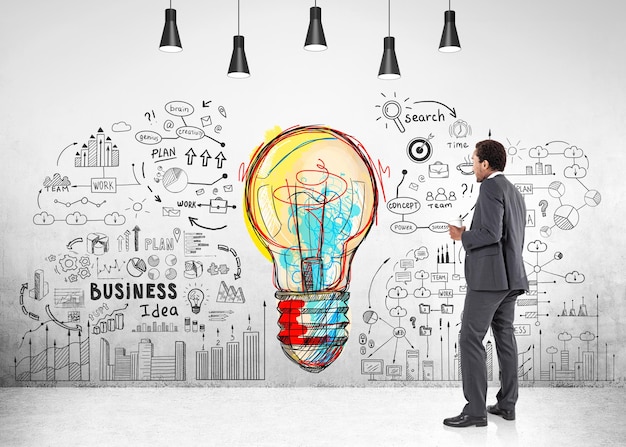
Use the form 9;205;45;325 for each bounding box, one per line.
472;139;507;182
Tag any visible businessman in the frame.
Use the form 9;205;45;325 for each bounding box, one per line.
444;139;529;428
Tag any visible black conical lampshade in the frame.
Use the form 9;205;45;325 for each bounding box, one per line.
304;6;327;51
439;10;461;52
378;36;400;80
159;8;182;52
228;35;250;78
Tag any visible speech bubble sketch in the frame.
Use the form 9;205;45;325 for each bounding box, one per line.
414;246;429;260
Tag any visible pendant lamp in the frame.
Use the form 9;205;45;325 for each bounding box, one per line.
304;2;327;51
439;0;461;52
228;0;250;78
378;0;400;79
159;1;182;52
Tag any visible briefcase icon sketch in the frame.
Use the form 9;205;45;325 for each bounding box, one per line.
419;326;432;336
209;198;228;214
428;161;449;178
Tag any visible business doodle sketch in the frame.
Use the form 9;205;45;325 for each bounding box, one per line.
7;90;615;387
359;92;612;384
13;98;270;385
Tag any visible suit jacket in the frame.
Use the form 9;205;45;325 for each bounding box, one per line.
462;174;529;293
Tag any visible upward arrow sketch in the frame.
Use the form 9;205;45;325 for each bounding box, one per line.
200;150;212;167
186;148;197;165
215;151;226;169
132;225;140;251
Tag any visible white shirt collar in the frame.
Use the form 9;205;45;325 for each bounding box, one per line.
487;171;503;179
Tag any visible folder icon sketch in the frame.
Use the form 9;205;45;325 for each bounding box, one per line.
441;304;454;314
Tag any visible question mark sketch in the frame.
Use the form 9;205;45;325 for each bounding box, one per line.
410;316;416;328
539;200;549;217
461;183;468;196
145;112;151;122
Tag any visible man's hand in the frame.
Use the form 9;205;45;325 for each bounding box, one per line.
449;225;466;241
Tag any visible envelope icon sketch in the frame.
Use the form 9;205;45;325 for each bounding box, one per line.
428;161;449;178
201;115;212;127
162;207;181;217
223;184;233;193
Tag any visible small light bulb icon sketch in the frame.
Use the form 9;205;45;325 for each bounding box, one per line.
244;125;379;373
187;288;205;314
381;100;406;133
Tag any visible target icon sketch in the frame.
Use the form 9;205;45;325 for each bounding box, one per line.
407;137;433;163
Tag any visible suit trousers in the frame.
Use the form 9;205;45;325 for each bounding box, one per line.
459;288;519;417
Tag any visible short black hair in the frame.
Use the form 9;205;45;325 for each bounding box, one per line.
475;139;507;172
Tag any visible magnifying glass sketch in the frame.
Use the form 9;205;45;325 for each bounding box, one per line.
382;100;405;133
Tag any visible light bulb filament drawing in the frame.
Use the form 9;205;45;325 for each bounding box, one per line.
244;125;378;372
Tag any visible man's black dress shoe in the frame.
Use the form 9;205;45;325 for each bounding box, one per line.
487;403;516;421
443;413;488;427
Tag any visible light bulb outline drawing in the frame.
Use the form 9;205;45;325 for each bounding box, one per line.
187;287;205;314
244;125;379;373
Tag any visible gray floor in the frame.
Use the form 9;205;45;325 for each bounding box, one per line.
1;386;624;446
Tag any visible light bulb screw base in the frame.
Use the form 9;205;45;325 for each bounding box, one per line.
276;290;350;373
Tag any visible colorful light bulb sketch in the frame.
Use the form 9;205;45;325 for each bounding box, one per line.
244;125;379;372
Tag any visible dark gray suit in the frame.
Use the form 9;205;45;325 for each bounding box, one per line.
459;173;529;417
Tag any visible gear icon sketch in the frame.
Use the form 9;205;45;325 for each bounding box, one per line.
59;254;78;272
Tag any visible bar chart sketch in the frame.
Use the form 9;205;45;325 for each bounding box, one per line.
15;325;90;382
74;128;120;168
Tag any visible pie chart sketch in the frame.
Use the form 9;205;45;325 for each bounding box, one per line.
553;205;579;230
363;310;379;325
548;181;566;198
127;257;147;277
162;167;189;193
584;190;601;207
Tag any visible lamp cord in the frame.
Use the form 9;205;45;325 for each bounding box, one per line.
387;0;391;36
